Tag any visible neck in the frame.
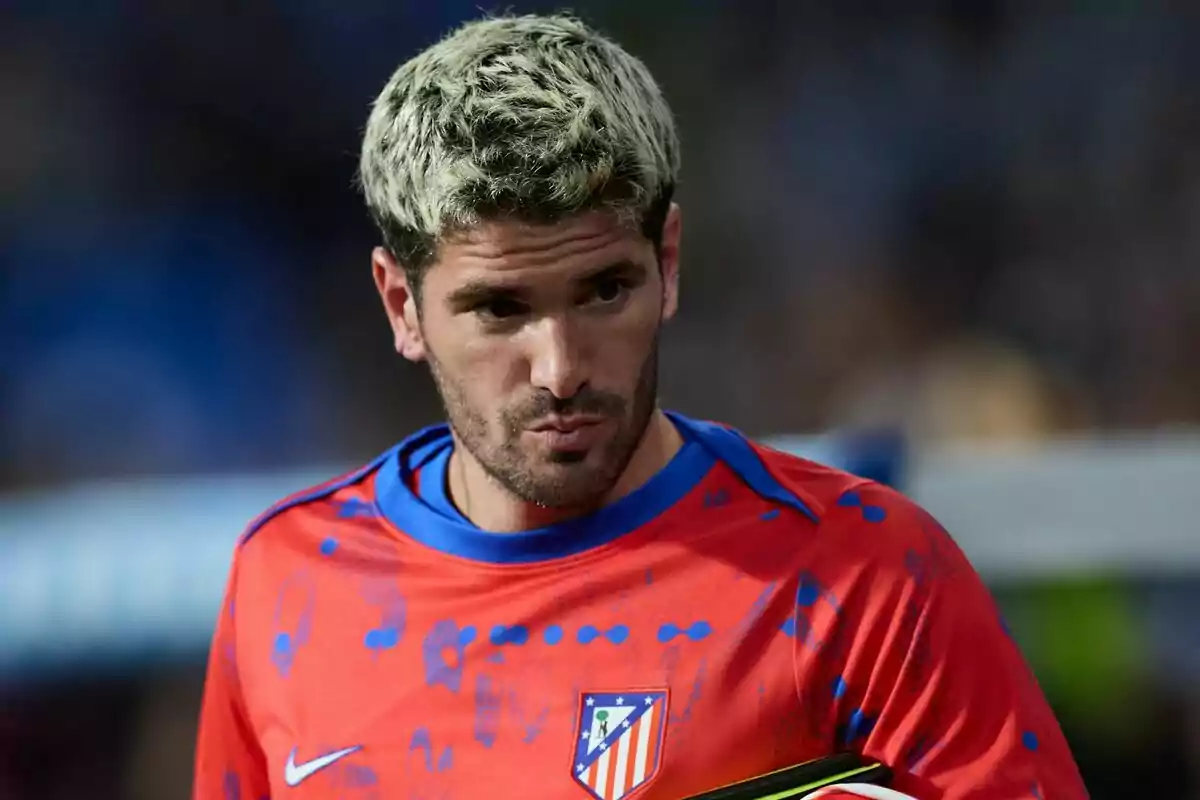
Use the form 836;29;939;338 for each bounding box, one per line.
447;410;683;533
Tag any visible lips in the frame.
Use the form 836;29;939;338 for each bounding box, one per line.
528;415;607;433
526;416;610;450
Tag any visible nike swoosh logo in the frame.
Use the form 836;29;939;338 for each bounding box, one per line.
284;745;362;786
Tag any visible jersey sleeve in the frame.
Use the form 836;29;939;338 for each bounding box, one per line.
801;482;1089;800
193;550;271;800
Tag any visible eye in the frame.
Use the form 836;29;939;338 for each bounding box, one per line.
587;277;630;306
475;297;527;321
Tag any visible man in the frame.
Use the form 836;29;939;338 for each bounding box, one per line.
193;14;1088;800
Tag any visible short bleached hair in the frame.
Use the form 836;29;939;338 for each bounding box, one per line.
358;13;680;279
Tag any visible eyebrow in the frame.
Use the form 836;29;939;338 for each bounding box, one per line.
444;280;519;312
445;259;646;311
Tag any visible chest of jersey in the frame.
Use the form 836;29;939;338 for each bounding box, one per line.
237;516;840;798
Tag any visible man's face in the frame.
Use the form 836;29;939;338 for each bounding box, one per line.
376;208;681;509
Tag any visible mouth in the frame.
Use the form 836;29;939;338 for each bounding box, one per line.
527;415;608;433
525;415;611;451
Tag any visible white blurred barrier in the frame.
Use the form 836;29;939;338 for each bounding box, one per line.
0;431;1197;679
905;431;1200;579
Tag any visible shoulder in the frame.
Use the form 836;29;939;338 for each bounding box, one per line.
669;413;949;560
748;441;870;519
748;439;963;571
232;447;396;562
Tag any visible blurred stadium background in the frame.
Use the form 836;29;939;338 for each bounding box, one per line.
2;2;1199;798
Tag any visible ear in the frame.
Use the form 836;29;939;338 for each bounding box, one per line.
658;202;682;321
371;246;426;362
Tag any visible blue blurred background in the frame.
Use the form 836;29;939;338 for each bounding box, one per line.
1;2;1199;797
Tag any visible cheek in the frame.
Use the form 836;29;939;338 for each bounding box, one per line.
456;335;526;398
587;299;661;379
431;317;511;375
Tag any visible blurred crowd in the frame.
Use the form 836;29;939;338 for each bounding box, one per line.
5;1;1200;491
2;2;1199;798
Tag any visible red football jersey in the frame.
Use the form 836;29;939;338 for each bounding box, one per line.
193;413;1088;799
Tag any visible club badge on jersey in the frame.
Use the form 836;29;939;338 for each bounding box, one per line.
572;690;669;800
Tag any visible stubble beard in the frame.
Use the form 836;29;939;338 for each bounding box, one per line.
428;342;660;511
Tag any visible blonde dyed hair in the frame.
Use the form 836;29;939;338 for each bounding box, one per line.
358;14;680;275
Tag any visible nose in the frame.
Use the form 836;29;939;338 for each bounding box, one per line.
527;316;588;399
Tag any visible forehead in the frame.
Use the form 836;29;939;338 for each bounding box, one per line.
426;213;650;289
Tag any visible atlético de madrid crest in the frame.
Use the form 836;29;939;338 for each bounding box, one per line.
572;690;668;800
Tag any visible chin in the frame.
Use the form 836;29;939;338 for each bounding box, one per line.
524;465;619;509
546;449;590;465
